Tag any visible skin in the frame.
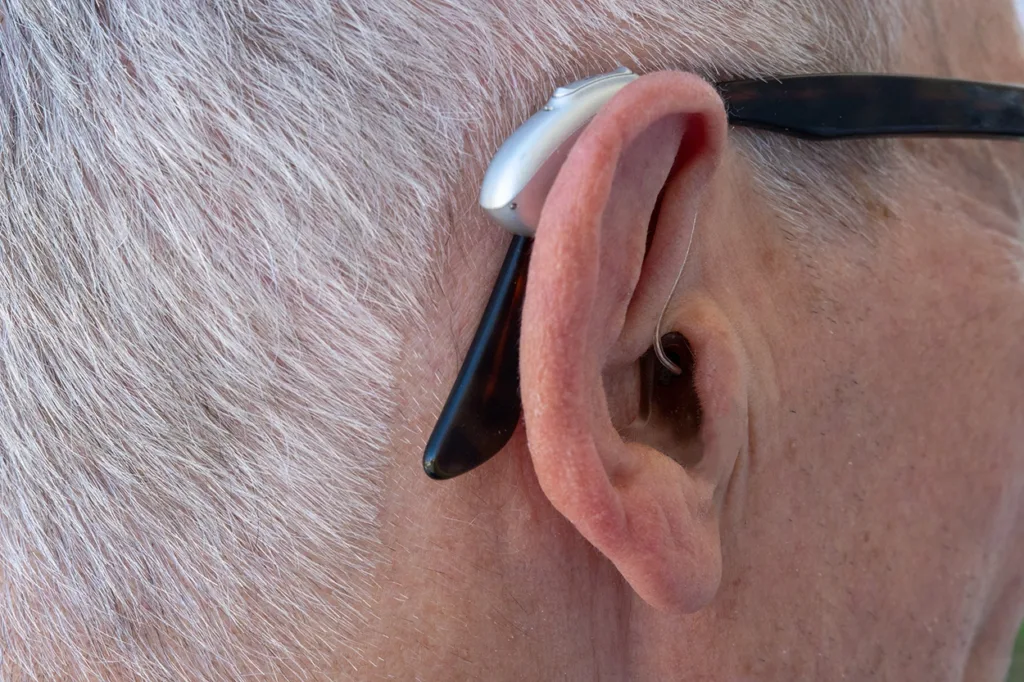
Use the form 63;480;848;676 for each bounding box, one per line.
4;2;1023;680
356;7;1024;682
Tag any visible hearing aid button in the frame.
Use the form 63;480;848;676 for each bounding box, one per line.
551;66;633;98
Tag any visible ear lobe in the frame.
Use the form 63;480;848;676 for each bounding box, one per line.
519;71;739;611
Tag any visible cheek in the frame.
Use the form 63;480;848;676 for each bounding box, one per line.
824;227;1024;524
797;221;1024;475
752;227;1024;657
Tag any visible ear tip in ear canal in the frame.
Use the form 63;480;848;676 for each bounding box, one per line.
637;333;691;428
647;333;704;464
655;332;689;383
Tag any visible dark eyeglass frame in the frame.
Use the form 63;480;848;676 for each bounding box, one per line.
423;73;1024;480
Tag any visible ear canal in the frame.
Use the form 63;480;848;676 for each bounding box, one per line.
655;333;693;386
650;332;703;469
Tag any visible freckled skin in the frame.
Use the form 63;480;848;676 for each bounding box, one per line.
360;5;1024;681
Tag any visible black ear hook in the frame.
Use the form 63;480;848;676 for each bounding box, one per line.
422;72;1024;480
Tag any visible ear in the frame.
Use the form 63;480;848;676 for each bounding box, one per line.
520;71;746;612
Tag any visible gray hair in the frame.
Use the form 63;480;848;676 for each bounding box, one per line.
0;1;903;679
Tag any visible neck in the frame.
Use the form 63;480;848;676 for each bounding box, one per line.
360;444;645;679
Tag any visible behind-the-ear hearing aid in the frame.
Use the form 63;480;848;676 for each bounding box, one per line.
478;66;639;236
422;67;1024;480
422;67;640;479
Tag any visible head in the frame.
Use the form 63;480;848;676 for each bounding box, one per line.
1;0;1023;680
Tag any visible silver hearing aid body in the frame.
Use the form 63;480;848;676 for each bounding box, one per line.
478;66;638;236
477;65;686;375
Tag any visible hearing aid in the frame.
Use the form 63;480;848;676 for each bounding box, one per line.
478;66;639;236
422;67;640;479
423;68;1024;479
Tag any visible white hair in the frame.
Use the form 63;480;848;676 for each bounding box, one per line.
0;1;904;679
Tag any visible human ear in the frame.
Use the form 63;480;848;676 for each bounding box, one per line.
520;71;747;612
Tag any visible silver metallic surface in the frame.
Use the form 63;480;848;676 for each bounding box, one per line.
478;66;638;236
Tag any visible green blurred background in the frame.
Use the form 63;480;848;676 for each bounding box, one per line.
1008;626;1024;682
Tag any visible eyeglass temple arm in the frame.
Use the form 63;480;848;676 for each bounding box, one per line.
423;74;1024;481
717;74;1024;139
422;237;531;479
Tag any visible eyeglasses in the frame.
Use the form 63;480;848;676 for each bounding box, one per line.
422;70;1024;480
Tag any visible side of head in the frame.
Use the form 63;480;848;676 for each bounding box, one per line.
1;0;1022;680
